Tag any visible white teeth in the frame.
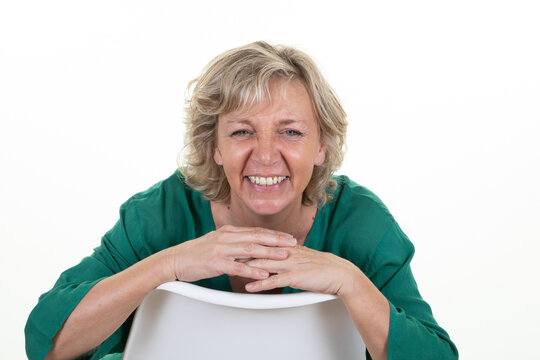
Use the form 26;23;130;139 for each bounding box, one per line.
247;176;287;186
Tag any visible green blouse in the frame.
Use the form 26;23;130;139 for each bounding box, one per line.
25;171;458;359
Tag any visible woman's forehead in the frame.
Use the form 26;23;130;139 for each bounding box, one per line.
221;79;314;120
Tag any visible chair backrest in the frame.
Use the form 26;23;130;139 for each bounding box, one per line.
124;281;366;359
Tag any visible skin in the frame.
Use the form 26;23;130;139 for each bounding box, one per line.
213;78;326;220
45;79;389;360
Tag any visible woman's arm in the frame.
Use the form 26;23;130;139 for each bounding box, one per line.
338;266;390;360
44;251;171;360
245;248;389;360
245;229;458;360
43;225;295;360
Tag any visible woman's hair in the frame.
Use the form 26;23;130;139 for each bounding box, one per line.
179;41;347;207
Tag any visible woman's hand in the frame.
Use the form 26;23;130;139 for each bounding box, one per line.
166;225;298;283
244;246;390;360
243;246;362;296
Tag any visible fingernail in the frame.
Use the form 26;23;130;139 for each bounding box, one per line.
277;249;288;257
287;237;297;245
258;270;269;278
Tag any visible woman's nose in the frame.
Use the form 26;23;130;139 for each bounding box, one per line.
253;133;280;166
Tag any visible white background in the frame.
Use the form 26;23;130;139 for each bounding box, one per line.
1;1;539;358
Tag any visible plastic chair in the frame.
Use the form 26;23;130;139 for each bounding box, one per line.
124;281;366;359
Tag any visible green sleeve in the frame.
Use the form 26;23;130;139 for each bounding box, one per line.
24;173;209;359
24;205;143;359
24;190;169;359
308;176;458;359
366;221;459;360
24;173;207;359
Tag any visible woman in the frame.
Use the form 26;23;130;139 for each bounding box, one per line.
26;41;458;360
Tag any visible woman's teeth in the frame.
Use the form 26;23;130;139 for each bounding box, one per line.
247;176;288;186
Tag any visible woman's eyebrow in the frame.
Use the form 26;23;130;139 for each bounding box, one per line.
279;119;309;127
226;118;253;125
279;119;302;125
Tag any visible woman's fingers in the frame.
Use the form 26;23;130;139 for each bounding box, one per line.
244;247;356;294
245;273;291;292
221;260;270;280
245;258;287;273
171;226;297;283
229;243;290;261
219;226;297;247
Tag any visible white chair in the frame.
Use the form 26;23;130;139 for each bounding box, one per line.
124;281;366;359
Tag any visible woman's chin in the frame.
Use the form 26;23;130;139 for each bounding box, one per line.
249;204;286;216
245;198;293;217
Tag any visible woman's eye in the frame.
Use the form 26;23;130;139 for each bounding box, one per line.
231;130;250;136
284;129;302;136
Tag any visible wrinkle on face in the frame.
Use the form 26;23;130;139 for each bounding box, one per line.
214;78;326;218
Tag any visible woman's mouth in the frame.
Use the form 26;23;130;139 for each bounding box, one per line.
246;176;289;186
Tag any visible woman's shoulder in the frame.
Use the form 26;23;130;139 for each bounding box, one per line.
106;170;213;254
329;175;395;223
123;169;201;207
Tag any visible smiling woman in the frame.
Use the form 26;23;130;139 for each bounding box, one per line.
25;41;458;360
213;79;325;219
181;41;346;208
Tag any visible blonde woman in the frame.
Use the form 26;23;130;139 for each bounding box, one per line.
26;41;458;360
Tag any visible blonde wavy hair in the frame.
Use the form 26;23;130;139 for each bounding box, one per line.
179;41;347;207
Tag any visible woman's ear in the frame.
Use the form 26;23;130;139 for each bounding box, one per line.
213;147;223;165
314;142;326;166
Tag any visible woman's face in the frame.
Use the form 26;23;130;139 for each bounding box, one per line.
214;78;326;216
